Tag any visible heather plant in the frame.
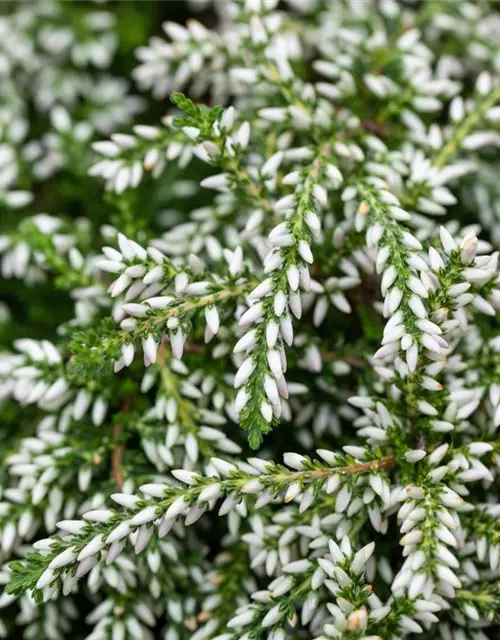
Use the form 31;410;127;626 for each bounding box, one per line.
1;1;500;639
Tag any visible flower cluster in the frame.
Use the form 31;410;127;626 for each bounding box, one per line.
1;1;500;639
0;0;143;208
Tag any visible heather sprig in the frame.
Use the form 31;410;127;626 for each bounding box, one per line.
1;1;500;639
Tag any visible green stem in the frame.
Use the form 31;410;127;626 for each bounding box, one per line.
433;86;500;168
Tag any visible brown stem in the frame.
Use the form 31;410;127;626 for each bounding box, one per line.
183;342;206;354
112;398;132;489
320;351;366;368
111;426;124;490
309;455;396;479
362;119;390;139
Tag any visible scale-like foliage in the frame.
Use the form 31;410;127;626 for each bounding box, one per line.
1;1;500;639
